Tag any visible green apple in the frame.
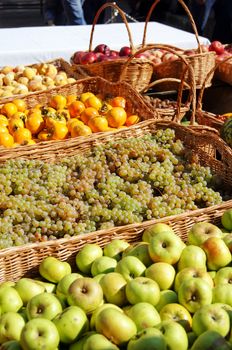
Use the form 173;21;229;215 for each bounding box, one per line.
67;277;103;314
0;282;15;289
145;262;176;290
177;245;207;271
142;223;175;243
191;330;232;350
212;284;232;306
187;222;223;246
223;233;232;252
82;333;119;350
99;272;127;306
127;327;167;350
14;278;45;306
125;302;161;331
0;340;21;350
0;312;25;343
95;307;137;347
34;280;56;294
91;256;117;276
159;303;192;332
214;267;232;286
0;287;23;314
20;318;59;350
174;267;214;292
93;273;105;284
221;208;232;231
53;305;89;344
39;256;72;283
192;303;230;337
187;331;198;348
26;292;63;320
122;242;153;267
115;256;146;282
125;277;160;306
202;237;231;271
103;239;130;261
212;303;232;324
148;230;185;265
156;320;188;350
56;273;82;304
75;244;103;275
178;277;212;313
155;290;178;312
90;303;123;330
69;331;97;350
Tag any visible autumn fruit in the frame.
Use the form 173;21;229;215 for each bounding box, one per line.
107;107;127;128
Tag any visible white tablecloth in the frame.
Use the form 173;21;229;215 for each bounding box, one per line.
0;21;210;66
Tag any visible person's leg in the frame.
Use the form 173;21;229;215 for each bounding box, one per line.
62;0;86;25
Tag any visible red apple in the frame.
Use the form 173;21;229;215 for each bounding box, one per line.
94;44;111;56
119;46;132;57
184;50;196;56
72;51;86;64
110;50;119;57
95;52;105;62
209;41;225;55
135;53;148;59
80;52;97;65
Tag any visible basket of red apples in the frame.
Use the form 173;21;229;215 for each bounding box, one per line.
208;41;232;86
70;2;154;93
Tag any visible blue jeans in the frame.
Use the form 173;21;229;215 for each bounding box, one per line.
62;0;86;25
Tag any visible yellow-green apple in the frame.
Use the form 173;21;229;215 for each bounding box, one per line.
115;256;146;282
20;318;60;350
187;222;222;246
99;272;127;307
124;302;161;331
103;239;130;261
69;331;97;350
221;208;232;231
39;256;71;283
145;262;176;290
159;303;192;332
212;303;232;324
214;267;232;286
178;277;213;313
56;273;82;304
0;312;25;343
95;307;137;347
82;333;119;350
174;267;214;292
0;287;23;314
212;284;232;306
202;237;231;270
14;278;45;306
52;305;89;344
223;233;232;252
91;256;117;276
192;304;230;337
127;327;167;350
142;223;175;243
75;244;103;275
155;320;188;350
148;230;185;264
34;280;56;293
155;290;178;312
0;340;21;350
125;277;160;306
90;303;123;330
191;330;232;350
67;277;103;314
0;282;15;289
26;292;63;320
187;332;197;348
93;273;105;284
122;242;153;267
177;245;207;271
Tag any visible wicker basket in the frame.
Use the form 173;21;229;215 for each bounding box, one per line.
215;47;232;86
0;118;232;281
142;0;216;90
70;2;154;92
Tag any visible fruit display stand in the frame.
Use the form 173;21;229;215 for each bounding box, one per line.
0;119;232;281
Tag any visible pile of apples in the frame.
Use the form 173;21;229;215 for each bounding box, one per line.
0;208;232;349
208;41;232;62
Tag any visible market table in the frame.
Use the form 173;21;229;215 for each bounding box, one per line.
0;21;210;66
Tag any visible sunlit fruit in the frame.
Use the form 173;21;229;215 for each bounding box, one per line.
84;96;102;110
110;96;126;108
49;95;67;110
37;129;52;141
80;92;95;103
88;116;109;132
25;114;45;135
66;94;77;106
107;107;127;128
71;124;92;137
0;125;8;134
1;103;18;118
0;115;9;127
8;118;24;134
50;123;69;140
67;118;84;132
0;132;14;148
125;115;140;126
13;127;32;145
12;99;27;112
68;101;85;118
80;107;99;124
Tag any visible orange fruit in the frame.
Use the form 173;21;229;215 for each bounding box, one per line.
80;92;94;103
13;128;32;145
56;109;70;120
67;118;84;132
0;125;9;134
66;94;77;106
107;107;127;128
11;112;27;122
125;114;140;126
27;108;42;118
100;102;112;116
68;100;85;118
27;139;36;145
80;107;98;125
110;96;126;108
8;118;24;134
1;103;18;118
0;132;14;148
49;94;67;110
37;129;52;141
50;123;69;140
71;124;92;137
84;96;102;110
0;115;9;127
41;107;57;118
88;116;109;132
25;114;45;135
12;99;27;112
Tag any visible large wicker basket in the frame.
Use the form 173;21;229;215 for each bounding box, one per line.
70;2;154;92
142;0;216;90
0;119;232;281
214;45;232;86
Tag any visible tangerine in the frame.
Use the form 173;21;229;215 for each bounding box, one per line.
107;107;127;128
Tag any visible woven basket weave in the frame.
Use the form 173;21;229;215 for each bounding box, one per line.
70;2;154;92
0;119;232;281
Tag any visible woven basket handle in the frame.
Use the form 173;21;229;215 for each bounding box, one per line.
197;55;232;110
142;0;202;53
119;44;196;124
88;2;135;53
